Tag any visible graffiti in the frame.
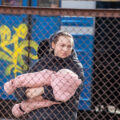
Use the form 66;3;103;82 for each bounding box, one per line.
0;24;38;77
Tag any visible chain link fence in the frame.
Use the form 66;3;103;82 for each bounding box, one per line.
0;6;120;120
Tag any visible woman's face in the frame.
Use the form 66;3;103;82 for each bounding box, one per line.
52;36;73;58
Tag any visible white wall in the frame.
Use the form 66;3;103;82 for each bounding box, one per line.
61;0;96;9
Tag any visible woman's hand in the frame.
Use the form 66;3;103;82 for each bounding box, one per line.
25;87;44;99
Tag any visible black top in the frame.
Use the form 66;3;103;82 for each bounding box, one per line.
15;50;84;120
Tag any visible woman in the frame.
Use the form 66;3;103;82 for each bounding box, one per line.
14;31;84;120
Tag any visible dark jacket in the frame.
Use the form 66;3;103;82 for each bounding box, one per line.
37;39;50;59
15;50;84;120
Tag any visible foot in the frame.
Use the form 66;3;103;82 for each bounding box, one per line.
12;104;25;118
4;80;15;94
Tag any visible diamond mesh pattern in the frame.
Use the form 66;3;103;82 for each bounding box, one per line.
0;7;119;120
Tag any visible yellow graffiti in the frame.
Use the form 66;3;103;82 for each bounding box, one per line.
0;24;38;77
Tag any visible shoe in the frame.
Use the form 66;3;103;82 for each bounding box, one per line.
4;80;15;94
12;104;25;118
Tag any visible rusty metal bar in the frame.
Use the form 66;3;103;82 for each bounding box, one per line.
0;6;120;17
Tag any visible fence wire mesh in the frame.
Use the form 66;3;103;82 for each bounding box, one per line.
0;7;120;120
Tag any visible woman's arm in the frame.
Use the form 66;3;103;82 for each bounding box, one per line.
25;87;44;99
25;86;56;101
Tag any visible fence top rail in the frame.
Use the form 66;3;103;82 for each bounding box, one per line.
0;6;120;17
